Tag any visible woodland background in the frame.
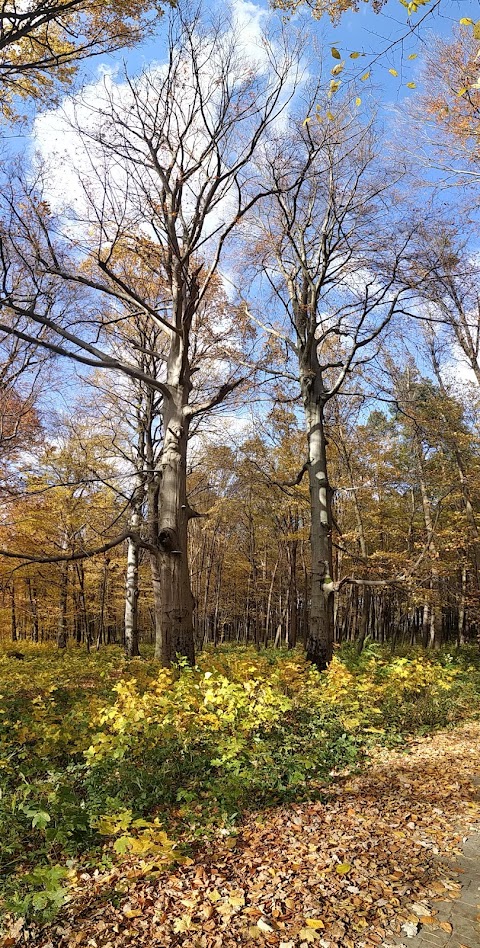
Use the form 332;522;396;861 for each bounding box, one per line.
0;3;479;665
1;0;480;936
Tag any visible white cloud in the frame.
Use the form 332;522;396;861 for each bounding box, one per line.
442;340;480;388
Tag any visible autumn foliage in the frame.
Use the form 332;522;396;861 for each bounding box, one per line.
0;642;478;927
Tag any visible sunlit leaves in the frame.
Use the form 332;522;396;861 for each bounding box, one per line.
0;0;166;119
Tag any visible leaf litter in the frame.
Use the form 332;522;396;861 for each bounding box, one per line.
4;722;479;948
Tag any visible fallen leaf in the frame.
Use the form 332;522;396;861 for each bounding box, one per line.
298;928;320;943
207;889;222;902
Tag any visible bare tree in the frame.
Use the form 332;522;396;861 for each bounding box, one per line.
245;93;414;668
0;4;301;664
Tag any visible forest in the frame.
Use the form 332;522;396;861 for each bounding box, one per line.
0;0;479;946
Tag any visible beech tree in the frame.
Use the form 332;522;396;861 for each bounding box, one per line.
0;5;301;665
246;95;414;668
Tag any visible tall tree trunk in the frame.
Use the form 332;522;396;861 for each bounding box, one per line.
303;390;334;669
154;395;195;665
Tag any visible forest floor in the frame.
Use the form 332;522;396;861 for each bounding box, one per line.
13;721;480;948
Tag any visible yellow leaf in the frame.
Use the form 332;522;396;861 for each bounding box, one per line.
406;82;416;89
123;908;143;918
408;53;418;59
389;68;398;77
459;17;474;25
302;117;312;125
335;862;352;874
474;21;480;40
298;929;320;943
457;88;467;96
326;111;335;120
360;71;370;81
306;918;325;929
439;921;453;934
350;51;361;58
331;62;345;75
173;915;194;933
329;79;341;97
208;889;222;902
257;918;274;932
355;97;362;106
228;894;245;907
331;47;341;59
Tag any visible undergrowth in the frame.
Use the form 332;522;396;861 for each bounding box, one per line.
0;641;478;924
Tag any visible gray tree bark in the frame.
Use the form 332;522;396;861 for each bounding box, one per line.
303;384;334;668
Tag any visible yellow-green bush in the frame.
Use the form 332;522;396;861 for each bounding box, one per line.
0;642;479;923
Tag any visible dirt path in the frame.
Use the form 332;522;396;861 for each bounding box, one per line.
387;784;480;948
10;722;480;948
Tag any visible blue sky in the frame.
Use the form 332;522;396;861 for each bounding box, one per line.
104;0;476;108
2;0;473;153
4;0;477;423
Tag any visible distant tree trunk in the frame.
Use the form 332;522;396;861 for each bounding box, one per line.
57;563;68;649
303;386;334;669
124;527;140;657
75;562;89;650
458;564;467;646
26;578;39;642
356;588;371;655
266;558;279;644
286;542;298;648
96;558;108;650
416;446;441;646
10;582;17;642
